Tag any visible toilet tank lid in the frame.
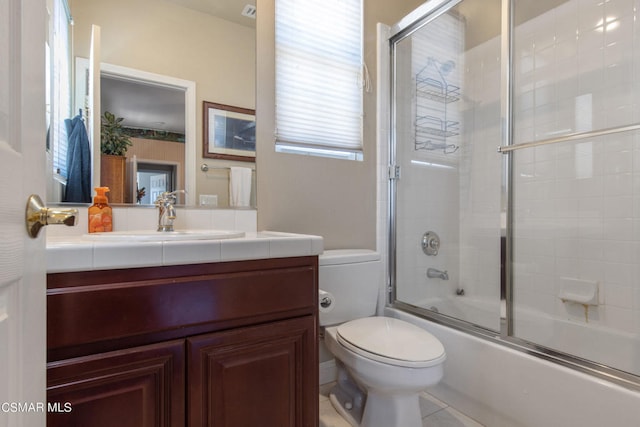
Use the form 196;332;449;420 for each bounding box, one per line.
319;249;381;266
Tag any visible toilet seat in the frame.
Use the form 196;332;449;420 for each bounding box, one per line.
336;317;446;368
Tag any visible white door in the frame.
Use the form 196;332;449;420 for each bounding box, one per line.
73;25;102;191
150;173;168;202
89;24;101;190
0;0;47;425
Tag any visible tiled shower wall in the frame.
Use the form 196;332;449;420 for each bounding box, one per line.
511;0;640;346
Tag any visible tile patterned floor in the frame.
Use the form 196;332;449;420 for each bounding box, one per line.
319;383;485;427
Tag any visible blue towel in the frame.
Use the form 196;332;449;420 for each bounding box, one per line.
63;113;92;203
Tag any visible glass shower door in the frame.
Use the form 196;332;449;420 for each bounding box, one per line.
510;0;640;377
391;0;504;331
390;0;640;386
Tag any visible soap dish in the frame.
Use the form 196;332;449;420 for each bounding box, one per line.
558;277;598;306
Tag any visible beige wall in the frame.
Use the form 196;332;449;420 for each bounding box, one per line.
256;0;423;249
70;0;256;206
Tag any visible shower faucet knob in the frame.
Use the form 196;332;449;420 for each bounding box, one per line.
422;231;440;256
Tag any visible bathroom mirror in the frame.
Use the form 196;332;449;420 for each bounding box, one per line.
47;0;256;206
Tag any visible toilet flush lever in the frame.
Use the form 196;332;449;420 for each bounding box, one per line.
421;231;440;256
320;295;332;309
319;290;333;312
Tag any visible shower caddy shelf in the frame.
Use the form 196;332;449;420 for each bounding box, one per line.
416;76;460;104
415;60;460;154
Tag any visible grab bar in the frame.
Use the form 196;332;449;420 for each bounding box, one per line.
497;122;640;154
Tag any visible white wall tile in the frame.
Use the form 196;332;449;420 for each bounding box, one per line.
235;210;257;232
603;173;633;196
183;209;213;229
211;209;236;229
46;241;93;273
220;239;269;262
93;241;163;269
604;282;634;308
123;207;156;230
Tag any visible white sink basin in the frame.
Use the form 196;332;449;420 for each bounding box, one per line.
83;229;245;241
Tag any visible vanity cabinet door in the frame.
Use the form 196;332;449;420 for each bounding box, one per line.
188;316;318;427
47;340;185;427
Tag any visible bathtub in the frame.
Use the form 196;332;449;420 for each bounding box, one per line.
414;296;640;376
417;296;502;331
385;305;640;427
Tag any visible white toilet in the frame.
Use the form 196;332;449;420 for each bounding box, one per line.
319;249;446;427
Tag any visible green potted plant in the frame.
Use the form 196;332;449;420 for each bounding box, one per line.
100;111;132;203
101;111;132;156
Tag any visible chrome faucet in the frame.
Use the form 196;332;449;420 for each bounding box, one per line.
155;190;185;232
427;268;449;280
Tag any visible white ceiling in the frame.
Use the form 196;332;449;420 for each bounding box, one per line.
100;0;255;134
101;76;186;133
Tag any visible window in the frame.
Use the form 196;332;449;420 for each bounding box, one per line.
49;0;73;178
275;0;364;160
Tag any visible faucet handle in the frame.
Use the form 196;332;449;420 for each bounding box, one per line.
156;190;186;205
162;190;186;204
155;193;168;205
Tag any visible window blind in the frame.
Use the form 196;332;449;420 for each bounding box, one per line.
275;0;363;156
51;0;72;178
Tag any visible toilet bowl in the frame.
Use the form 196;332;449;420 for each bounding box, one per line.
325;317;445;427
319;250;446;427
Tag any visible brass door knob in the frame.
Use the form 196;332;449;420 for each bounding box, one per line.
25;194;78;238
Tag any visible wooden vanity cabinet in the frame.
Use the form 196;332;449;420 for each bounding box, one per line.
188;316;316;426
47;340;185;427
47;256;319;427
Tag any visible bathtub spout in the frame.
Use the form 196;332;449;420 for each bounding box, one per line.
427;268;449;280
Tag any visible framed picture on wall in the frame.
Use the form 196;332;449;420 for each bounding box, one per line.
203;101;256;162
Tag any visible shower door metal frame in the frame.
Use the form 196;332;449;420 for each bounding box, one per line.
499;0;514;339
387;0;463;308
387;0;640;392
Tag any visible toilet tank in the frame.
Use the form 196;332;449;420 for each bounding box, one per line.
319;249;381;326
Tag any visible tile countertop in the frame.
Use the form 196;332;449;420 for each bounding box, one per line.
46;231;324;273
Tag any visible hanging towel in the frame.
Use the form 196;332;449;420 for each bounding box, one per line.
229;167;252;207
63;112;92;203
